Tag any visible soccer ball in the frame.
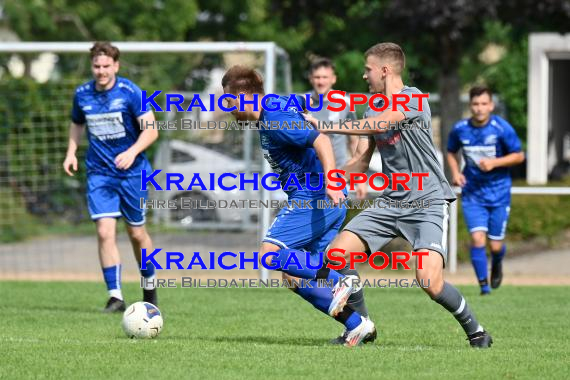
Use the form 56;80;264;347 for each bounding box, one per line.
121;302;163;339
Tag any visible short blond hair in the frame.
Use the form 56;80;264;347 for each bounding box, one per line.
365;42;405;74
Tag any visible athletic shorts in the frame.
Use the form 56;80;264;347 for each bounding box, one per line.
462;200;510;240
87;173;147;226
263;199;347;254
343;197;450;263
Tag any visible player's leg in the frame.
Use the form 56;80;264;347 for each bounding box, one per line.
325;246;370;318
125;224;157;305
121;176;157;305
488;205;511;289
260;205;346;284
95;217;125;312
415;250;492;347
262;242;373;346
318;204;398;318
321;230;377;344
408;203;492;348
87;174;125;312
319;231;368;318
471;231;490;294
308;210;375;344
463;200;491;294
309;206;370;317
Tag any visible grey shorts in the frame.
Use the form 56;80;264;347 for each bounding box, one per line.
344;198;450;263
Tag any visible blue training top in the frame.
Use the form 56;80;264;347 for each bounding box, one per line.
258;96;326;199
448;114;522;206
71;76;152;178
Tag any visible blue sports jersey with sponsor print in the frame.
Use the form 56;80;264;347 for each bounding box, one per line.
71;76;151;178
258;96;326;199
448;114;522;206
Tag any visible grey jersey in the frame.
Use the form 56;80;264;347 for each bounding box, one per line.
310;91;357;167
364;86;456;202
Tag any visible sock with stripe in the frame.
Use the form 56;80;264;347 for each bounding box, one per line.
432;281;483;336
102;264;123;300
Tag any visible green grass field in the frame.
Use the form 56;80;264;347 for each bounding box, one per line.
2;282;568;379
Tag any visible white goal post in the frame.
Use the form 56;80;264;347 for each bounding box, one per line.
0;41;291;281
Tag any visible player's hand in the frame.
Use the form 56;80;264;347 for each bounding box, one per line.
478;159;495;172
303;113;327;132
356;181;368;200
452;173;466;187
326;188;345;205
302;96;315;114
115;148;138;170
63;154;78;176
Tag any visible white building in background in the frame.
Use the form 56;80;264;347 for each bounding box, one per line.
527;33;570;184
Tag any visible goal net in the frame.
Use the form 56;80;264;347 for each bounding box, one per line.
0;42;291;280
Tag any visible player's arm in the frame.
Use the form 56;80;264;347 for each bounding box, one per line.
446;126;466;186
63;122;85;176
478;151;525;172
306;110;404;135
342;137;375;175
446;151;466;187
312;133;345;205
115;111;159;170
478;123;525;172
342;137;375;199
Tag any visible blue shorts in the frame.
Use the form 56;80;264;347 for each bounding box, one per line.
87;174;148;226
263;199;346;253
462;200;511;240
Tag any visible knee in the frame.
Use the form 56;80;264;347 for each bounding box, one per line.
260;244;281;269
128;227;148;244
97;224;115;244
471;232;486;247
489;240;503;253
416;269;443;297
259;253;272;268
415;251;444;297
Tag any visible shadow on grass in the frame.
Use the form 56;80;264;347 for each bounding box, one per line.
174;334;330;347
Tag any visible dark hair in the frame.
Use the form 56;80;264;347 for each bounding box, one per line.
310;58;335;74
365;42;405;74
469;85;493;100
90;41;120;61
221;65;265;95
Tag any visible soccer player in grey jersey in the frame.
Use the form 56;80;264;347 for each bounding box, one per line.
305;42;492;348
307;58;358;169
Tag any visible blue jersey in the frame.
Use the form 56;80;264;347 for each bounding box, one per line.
448;115;522;206
258;96;325;199
71;76;152;178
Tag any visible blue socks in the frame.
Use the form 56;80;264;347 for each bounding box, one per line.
102;264;123;300
140;261;156;279
103;261;156;298
272;248;344;285
295;280;330;312
470;246;490;293
295;280;362;331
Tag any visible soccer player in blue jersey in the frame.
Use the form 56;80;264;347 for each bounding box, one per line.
221;66;376;347
63;42;159;312
447;86;525;295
